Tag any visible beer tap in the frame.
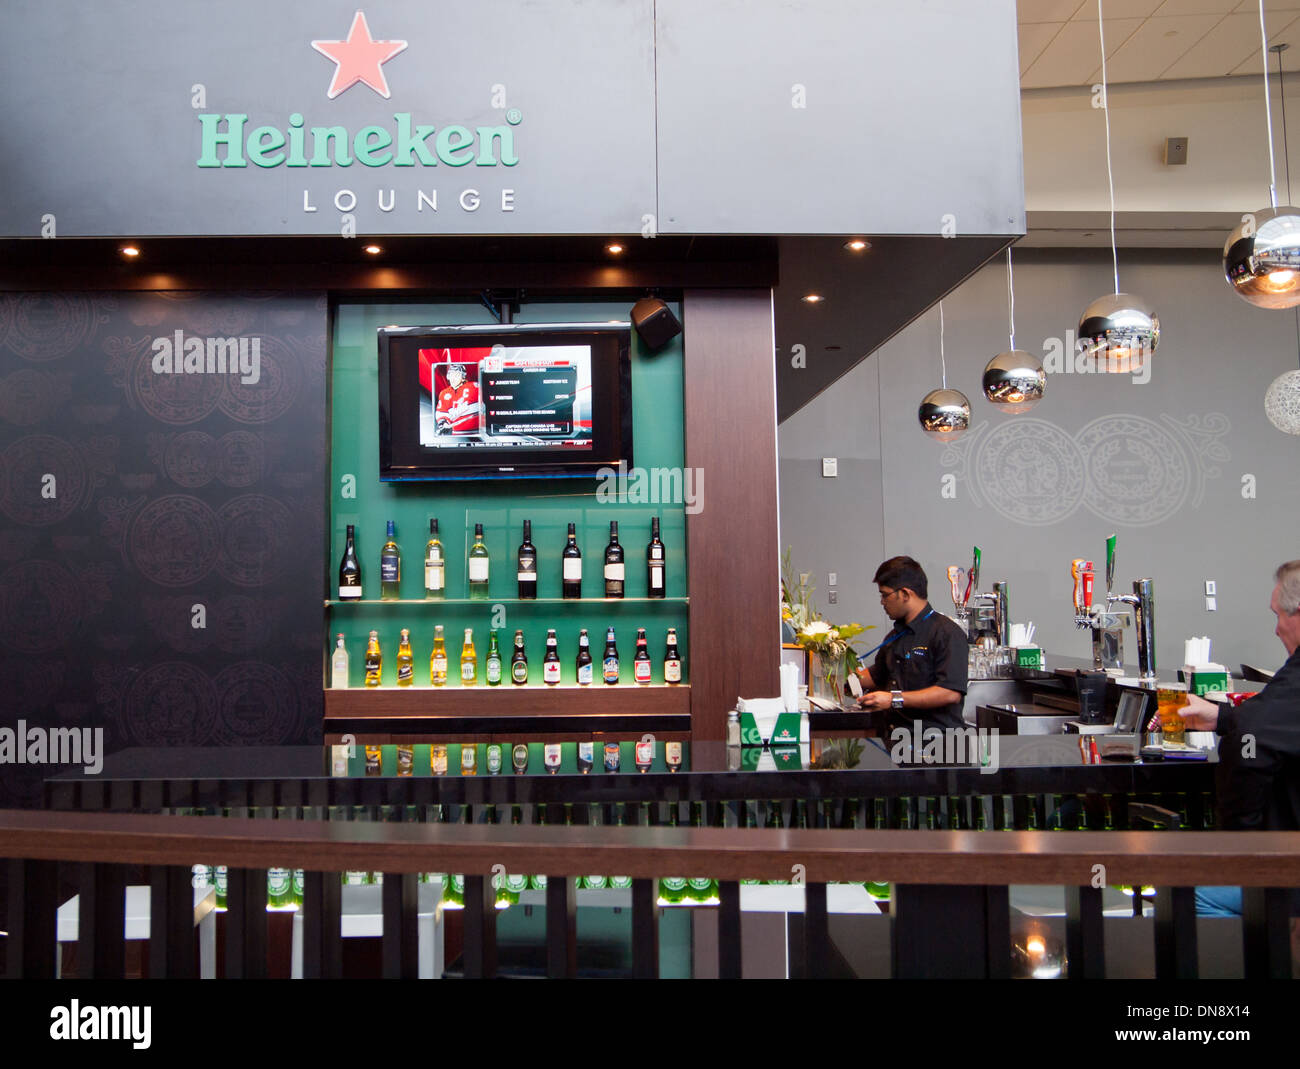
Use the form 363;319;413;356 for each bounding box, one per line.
966;547;1010;647
1073;535;1149;676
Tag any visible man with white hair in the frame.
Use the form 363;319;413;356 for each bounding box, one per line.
1182;560;1300;920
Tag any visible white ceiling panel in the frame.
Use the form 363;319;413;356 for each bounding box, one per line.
1021;17;1146;87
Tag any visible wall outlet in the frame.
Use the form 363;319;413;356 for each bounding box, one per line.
1204;580;1216;596
1205;596;1217;611
821;457;838;477
828;590;838;604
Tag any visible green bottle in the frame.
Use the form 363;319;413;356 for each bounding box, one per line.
267;867;293;910
686;802;718;904
485;629;503;686
468;522;490;599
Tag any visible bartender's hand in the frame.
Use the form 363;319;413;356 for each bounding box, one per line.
857;689;893;712
1180;693;1219;731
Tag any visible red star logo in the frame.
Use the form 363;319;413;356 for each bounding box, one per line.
311;11;407;100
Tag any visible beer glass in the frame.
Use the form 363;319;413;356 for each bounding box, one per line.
1155;683;1189;745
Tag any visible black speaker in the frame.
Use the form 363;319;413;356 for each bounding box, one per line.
630;297;682;352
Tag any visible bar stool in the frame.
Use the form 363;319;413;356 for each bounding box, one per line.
56;884;218;978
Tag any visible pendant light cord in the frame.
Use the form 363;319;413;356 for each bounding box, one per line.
1261;0;1280;209
939;300;947;390
1274;40;1300;368
1098;0;1119;294
1006;247;1017;351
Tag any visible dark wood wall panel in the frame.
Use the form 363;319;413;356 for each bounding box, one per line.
683;290;780;740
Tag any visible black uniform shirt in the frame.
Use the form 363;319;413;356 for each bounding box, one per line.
871;603;969;730
1214;646;1300;831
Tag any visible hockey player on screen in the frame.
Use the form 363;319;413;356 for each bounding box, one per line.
435;364;483;436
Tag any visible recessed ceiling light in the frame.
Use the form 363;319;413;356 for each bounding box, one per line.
363;244;382;255
843;239;870;252
119;245;140;258
802;293;824;303
825;345;842;351
606;243;624;255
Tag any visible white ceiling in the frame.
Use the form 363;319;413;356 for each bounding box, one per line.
1019;0;1300;86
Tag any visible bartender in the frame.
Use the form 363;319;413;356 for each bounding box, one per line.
855;556;969;731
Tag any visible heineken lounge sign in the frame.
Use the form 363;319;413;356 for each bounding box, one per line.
195;112;520;169
197;12;519;170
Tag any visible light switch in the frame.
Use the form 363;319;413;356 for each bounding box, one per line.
1204;580;1216;596
821;457;838;477
1205;596;1217;612
828;572;837;586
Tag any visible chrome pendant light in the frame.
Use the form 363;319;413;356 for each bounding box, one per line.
1077;0;1160;374
919;301;971;439
1224;3;1300;309
1259;40;1300;433
984;247;1046;412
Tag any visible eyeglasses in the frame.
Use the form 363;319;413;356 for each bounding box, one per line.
879;588;903;603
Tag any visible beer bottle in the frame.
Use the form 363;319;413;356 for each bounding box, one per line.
575;628;593;685
338;523;363;600
646;516;665;598
485;629;503;686
512;742;529;775
396;743;414;776
396;628;414;687
603;520;624;598
468;523;490;599
543;743;562;774
424;518;445;599
486;743;503;775
460;745;477;776
460;627;477;685
267;867;293;910
330;633;349;689
364;630;382;687
663;628;682;684
430;624;448;686
561;522;582;598
364;744;382;775
543;628;561;685
430;744;449;776
602;626;619;684
633;627;651;684
516;519;537;599
380;520;401;600
510;629;528;685
609;807;633;889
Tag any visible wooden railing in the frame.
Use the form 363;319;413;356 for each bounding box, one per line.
3;809;1296;979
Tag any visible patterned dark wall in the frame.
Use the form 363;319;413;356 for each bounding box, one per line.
0;292;328;806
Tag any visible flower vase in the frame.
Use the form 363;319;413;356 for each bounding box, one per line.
811;653;844;706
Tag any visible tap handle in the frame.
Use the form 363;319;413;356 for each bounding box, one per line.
1105;533;1116;595
947;566;964;610
1071;558;1086;613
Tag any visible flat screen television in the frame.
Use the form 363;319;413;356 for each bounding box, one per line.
377;323;633;481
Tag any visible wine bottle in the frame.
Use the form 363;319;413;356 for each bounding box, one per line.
543;628;561;686
338;524;362;600
468;523;489;599
460;627;477;685
430;624;448;686
424;519;445;599
485;629;502;686
604;520;624;598
646;516;665;598
633;626;651;684
517;519;537;599
510;629;528;685
380;521;401;600
562;522;582;598
330;633;349;688
602;626;619;684
663;627;683;684
575;628;593;686
364;630;382;687
396;628;414;687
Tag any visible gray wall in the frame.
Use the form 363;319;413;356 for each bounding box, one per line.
779;249;1300;676
0;0;1022;238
